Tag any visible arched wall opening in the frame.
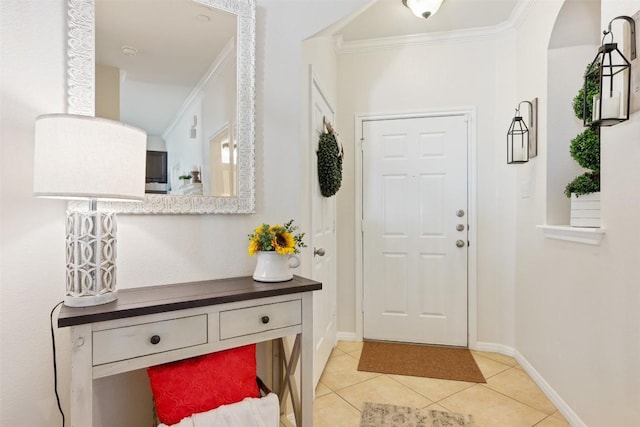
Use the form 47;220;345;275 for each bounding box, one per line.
546;0;601;224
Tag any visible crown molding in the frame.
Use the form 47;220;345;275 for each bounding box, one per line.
335;0;535;54
162;37;236;140
508;0;536;29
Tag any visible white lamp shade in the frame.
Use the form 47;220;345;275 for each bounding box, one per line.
34;114;147;201
404;0;444;18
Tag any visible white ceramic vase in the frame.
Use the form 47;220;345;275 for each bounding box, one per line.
252;251;300;282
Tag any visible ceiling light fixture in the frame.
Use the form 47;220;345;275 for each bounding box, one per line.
121;45;138;56
402;0;444;19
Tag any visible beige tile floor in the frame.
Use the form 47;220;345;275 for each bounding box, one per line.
304;341;569;427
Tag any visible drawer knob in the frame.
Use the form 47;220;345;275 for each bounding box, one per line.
261;315;270;324
150;335;161;345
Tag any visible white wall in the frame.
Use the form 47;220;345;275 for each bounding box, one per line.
336;36;517;346
163;44;237;194
0;0;367;425
95;64;120;121
1;2;73;425
165;93;204;189
514;1;640;426
201;49;237;195
147;135;166;151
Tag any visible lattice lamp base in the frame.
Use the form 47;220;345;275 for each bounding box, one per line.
65;210;118;307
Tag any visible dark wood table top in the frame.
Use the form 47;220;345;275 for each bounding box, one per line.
58;275;322;328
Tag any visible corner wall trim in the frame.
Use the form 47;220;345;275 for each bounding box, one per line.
474;342;587;427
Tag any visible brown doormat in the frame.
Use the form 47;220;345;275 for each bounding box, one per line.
357;341;486;383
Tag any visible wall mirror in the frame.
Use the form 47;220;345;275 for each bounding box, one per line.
67;0;255;214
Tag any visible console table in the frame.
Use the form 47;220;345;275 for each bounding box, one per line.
58;275;322;427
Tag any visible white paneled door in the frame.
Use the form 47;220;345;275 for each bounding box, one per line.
310;72;337;387
362;115;469;346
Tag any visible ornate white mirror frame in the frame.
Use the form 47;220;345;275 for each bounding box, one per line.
67;0;255;214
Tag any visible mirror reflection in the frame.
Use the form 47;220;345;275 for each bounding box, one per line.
95;0;238;197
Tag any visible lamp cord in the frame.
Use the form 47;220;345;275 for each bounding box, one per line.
50;301;65;427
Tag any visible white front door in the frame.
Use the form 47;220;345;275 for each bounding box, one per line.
362;114;469;346
310;72;337;387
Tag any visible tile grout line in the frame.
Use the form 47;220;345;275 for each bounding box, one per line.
475;383;555;419
384;374;439;406
320;343;561;426
531;414;565;427
320;377;373;394
333;388;366;414
471;351;520;368
380;366;548;422
479;367;559;417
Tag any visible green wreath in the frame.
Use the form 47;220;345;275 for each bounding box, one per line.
317;131;343;197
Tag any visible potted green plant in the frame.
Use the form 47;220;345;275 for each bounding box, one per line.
566;64;601;227
178;174;192;186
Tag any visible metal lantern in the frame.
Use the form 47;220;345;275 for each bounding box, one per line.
507;114;529;164
583;16;636;127
507;99;538;164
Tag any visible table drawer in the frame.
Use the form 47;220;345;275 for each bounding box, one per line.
220;300;301;340
93;315;207;365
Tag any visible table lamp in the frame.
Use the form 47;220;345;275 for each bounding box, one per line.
33;114;146;307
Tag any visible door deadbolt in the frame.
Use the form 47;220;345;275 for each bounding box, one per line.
456;224;465;231
456;209;465;217
456;240;465;248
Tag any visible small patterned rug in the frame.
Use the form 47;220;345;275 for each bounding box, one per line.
359;402;475;427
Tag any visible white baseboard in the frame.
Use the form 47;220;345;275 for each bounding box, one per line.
336;331;360;342
473;341;516;356
475;342;586;427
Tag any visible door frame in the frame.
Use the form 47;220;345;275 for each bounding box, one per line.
354;109;478;348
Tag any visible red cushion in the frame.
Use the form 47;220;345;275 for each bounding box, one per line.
147;344;259;425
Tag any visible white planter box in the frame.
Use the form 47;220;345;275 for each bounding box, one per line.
570;192;601;227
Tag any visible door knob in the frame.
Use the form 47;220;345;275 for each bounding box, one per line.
456;209;465;217
456;224;465;231
456;240;465;248
314;247;326;257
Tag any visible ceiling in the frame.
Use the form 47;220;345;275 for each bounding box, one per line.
95;0;524;137
335;0;521;42
95;0;236;136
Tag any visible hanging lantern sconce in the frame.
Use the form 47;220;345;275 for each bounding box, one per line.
583;16;636;127
507;98;538;164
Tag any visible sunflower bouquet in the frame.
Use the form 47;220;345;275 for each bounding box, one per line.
248;219;306;255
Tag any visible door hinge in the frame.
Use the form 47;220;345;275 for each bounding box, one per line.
360;137;365;152
361;220;365;233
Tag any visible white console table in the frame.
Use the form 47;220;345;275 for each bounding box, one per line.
58;275;321;427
